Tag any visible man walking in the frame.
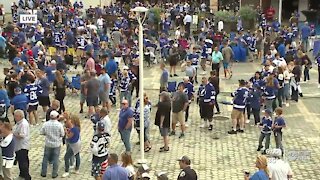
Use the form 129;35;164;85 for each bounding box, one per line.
13;109;31;180
118;99;133;153
98;69;111;110
103;153;128;180
170;83;189;138
40;110;65;178
211;47;223;77
177;156;197;180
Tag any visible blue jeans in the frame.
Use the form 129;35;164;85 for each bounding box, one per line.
283;83;290;102
64;144;80;172
120;91;132;107
119;129;132;152
41;146;61;177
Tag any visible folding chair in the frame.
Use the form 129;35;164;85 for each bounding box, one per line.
167;81;177;93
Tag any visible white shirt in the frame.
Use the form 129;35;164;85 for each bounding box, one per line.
218;21;224;32
183;15;192;24
96;115;112;135
268;158;293;180
175;30;181;40
270;49;278;57
273;58;287;67
97;18;104;27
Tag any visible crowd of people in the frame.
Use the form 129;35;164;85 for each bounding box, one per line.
0;0;319;179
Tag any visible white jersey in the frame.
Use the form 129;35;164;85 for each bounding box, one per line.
90;133;110;158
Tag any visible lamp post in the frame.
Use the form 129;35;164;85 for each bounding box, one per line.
279;0;283;24
130;6;149;164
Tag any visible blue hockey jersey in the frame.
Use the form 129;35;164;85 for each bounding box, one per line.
231;87;249;110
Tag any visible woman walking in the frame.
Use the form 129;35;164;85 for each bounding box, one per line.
53;70;67;113
263;76;276;113
62;114;81;178
121;153;135;180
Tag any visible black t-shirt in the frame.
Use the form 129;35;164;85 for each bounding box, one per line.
155;101;171;128
177;166;198;180
7;81;19;99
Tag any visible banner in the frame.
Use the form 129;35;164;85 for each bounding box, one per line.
20;14;37;24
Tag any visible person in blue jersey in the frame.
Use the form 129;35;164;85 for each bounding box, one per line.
187;48;200;83
197;78;206;128
272;107;286;156
0;83;10;122
248;84;262;125
179;77;194;126
119;68;133;107
75;33;87;69
300;22;311;52
0;122;16;180
263;75;276;113
24;76;43;126
249;72;264;88
272;18;280;33
201;77;215;130
257;109;272;154
10;87;28;119
228;79;249;134
133;94;152;152
248;34;257;62
109;74;118;106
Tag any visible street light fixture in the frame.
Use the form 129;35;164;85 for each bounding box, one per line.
130;6;149;164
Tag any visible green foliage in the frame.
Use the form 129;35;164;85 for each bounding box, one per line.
215;10;236;23
239;6;257;21
149;7;163;24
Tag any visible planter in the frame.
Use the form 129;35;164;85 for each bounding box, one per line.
242;19;255;30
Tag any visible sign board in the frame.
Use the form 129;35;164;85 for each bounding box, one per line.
20;14;37;24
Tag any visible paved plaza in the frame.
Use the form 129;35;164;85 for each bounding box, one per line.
1;60;320;180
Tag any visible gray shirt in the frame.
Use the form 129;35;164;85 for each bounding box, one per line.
86;78;100;98
222;46;234;63
13;118;30;151
185;66;195;78
172;91;188;113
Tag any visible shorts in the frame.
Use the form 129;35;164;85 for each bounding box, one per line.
76;49;84;58
172;111;185;125
231;109;244;120
38;96;50;107
87;96;99;107
202;103;214;119
27;105;38;112
80;93;86;104
159;127;169;136
91;160;108;177
99;92;109;104
223;62;229;69
67;48;76;57
48;47;57;56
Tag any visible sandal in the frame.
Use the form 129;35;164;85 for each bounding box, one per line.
159;147;169;152
144;147;151;152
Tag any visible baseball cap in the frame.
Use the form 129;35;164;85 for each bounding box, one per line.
123;65;129;70
97;121;105;130
14;87;22;93
156;172;168;180
264;109;272;115
51;60;56;64
141;172;151;179
177;156;191;165
38;51;44;55
50;110;59;119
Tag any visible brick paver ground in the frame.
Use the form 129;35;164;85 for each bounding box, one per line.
0;59;320;180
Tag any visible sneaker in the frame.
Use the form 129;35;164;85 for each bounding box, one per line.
135;142;140;145
215;112;221;115
185;123;189;127
175;123;180;127
40;174;46;178
199;122;207;128
170;74;173;77
70;165;75;169
179;133;185;138
228;130;237;134
36;123;39;126
299;93;303;97
169;131;176;136
257;146;263;151
73;170;80;174
245;120;250;124
174;74;178;77
79;109;83;113
62;173;70;178
208;125;213;131
42;119;46;122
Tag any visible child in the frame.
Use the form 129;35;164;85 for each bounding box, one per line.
257;109;272;154
109;74;117;106
272;107;286;156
